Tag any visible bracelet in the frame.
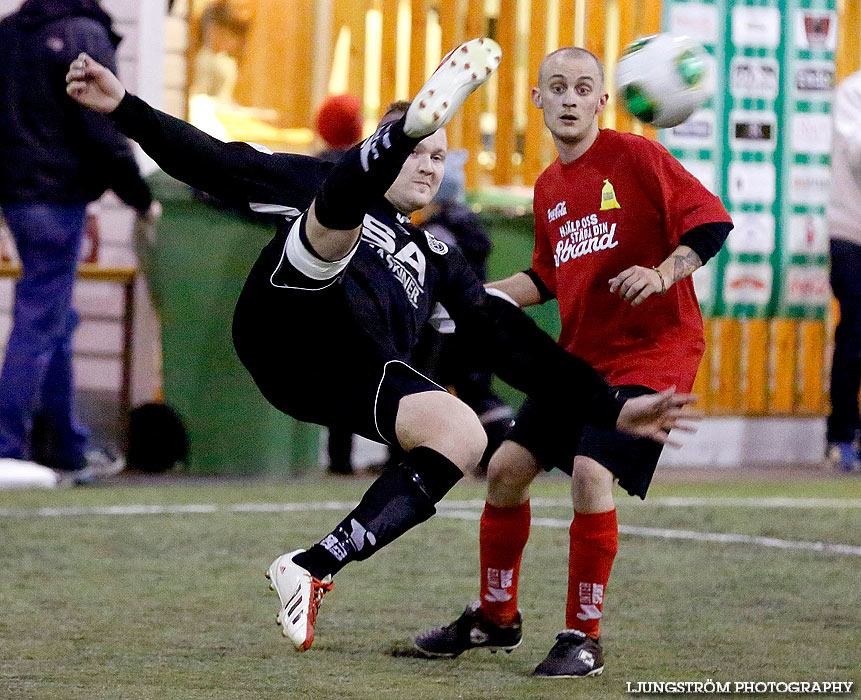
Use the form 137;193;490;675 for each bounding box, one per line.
651;266;668;295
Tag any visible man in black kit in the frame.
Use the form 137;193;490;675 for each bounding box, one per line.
67;39;695;652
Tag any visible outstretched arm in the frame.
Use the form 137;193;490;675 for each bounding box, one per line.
437;236;697;444
485;271;543;307
454;290;696;443
66;53;327;209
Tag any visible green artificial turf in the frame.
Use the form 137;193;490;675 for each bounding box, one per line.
0;475;858;699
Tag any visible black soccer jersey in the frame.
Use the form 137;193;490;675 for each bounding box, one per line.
109;94;626;438
111;94;484;360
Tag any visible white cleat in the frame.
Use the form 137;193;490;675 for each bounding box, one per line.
265;549;333;652
404;37;502;138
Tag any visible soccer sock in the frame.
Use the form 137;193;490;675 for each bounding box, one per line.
314;115;421;231
565;509;618;638
477;501;531;626
294;446;463;579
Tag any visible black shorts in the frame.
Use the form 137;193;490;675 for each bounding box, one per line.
507;385;664;499
232;214;444;445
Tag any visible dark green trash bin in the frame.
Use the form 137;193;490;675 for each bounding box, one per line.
144;173;320;476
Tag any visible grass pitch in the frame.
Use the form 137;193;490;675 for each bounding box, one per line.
1;473;859;699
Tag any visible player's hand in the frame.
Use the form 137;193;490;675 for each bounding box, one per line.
609;265;666;306
66;53;126;113
615;387;699;446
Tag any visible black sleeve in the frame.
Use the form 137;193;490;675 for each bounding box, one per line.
109;93;331;210
64;20;152;212
435;247;623;429
457;294;625;429
522;267;556;302
679;221;733;263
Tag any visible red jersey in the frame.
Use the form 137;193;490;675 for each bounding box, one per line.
531;129;731;391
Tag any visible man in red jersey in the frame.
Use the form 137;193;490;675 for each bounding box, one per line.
416;47;732;677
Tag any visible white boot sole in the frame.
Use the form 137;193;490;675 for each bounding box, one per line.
404;37;502;137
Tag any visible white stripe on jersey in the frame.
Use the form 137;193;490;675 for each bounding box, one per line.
270;215;357;290
249;202;302;218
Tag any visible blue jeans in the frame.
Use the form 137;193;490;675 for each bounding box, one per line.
0;202;89;469
827;238;861;443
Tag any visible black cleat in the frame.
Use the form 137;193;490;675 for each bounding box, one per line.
415;601;522;658
532;630;604;678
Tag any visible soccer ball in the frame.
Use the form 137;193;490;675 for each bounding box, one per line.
615;33;709;128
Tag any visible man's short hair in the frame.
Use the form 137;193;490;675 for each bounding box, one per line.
379;100;411;126
540;47;604;86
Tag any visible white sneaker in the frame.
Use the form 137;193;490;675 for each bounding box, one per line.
265;550;333;651
404;37;502;138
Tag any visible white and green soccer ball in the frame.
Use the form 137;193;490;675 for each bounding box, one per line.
615;33;709;128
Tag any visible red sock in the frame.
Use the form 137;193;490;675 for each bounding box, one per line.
477;501;530;625
565;509;618;638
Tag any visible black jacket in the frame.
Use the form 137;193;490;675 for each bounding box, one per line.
0;0;151;210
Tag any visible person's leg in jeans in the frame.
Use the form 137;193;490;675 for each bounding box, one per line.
827;238;861;470
0;203;88;469
39;306;89;469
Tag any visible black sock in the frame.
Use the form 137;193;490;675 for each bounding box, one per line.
314;116;421;231
294;447;463;579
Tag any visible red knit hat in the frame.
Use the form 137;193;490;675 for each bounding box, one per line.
315;94;363;149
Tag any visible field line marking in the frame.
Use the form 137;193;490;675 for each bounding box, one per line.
531;497;861;508
437;511;861;556
634;497;861;508
1;499;859;556
2;497;860;519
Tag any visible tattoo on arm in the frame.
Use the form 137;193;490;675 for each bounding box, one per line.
671;249;703;283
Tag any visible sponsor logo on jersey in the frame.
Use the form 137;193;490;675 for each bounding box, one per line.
558;213;598;237
424;231;449;254
547;201;568;222
600;179;621;210
554;222;619;266
362;214;427;308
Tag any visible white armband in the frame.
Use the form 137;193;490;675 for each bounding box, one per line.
485;287;520;307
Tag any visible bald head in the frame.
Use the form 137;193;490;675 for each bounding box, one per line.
538;47;604;87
